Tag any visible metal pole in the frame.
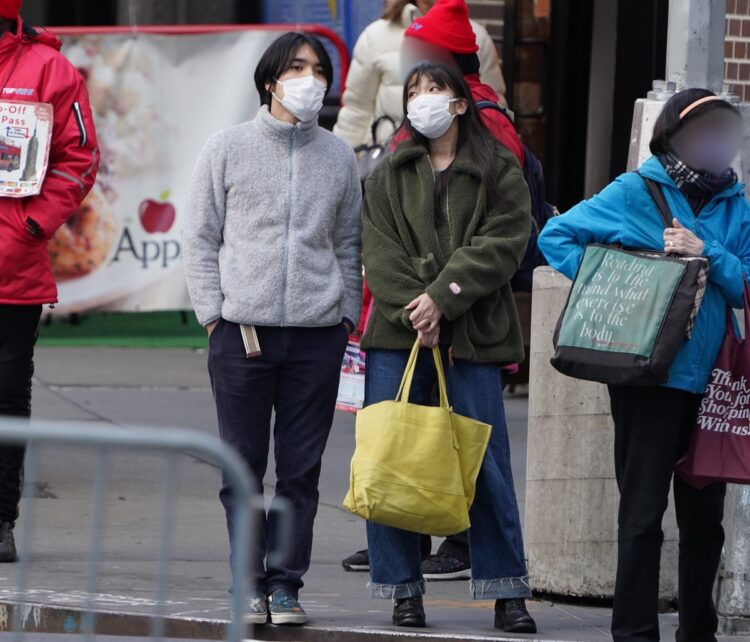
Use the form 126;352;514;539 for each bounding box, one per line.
718;486;750;634
665;0;726;92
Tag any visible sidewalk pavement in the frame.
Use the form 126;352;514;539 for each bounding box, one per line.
0;346;744;642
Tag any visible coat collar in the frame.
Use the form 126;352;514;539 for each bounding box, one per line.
389;139;484;178
638;155;744;200
254;104;319;144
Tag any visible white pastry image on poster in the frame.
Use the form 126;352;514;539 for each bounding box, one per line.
49;34;170;308
0;100;52;197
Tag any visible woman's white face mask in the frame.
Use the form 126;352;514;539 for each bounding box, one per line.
407;94;460;139
273;75;327;123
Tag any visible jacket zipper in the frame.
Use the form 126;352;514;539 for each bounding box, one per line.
692;199;711;381
280;127;296;327
446;180;453;252
426;157;446;263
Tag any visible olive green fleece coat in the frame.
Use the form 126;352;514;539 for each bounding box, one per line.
361;140;532;363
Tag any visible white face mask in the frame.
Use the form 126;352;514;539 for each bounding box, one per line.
272;75;327;123
407;94;459;139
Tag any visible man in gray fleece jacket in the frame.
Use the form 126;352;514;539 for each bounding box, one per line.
182;32;362;626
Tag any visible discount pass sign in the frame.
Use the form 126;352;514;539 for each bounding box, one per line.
0;100;53;197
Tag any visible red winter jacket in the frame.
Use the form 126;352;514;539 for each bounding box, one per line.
390;73;524;166
0;19;98;305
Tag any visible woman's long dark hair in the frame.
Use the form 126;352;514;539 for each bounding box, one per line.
401;62;502;214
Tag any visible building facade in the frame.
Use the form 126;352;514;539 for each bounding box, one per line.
726;0;750;101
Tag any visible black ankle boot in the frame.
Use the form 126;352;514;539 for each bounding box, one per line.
495;598;537;633
392;596;426;627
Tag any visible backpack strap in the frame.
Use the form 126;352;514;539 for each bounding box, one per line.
475;99;514;126
638;172;674;229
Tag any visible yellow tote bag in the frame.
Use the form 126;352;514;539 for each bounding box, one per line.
343;340;492;536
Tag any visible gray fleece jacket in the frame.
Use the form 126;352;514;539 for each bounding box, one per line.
183;106;363;329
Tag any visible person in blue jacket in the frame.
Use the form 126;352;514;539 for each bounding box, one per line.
539;88;750;642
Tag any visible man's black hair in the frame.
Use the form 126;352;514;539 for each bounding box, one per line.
451;52;480;77
650;88;742;156
254;32;334;107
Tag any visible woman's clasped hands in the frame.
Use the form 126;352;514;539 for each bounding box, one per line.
406;292;442;348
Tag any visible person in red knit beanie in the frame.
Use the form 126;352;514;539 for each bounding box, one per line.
394;0;524;165
406;0;481;55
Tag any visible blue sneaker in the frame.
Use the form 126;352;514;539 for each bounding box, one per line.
244;591;267;625
268;589;307;625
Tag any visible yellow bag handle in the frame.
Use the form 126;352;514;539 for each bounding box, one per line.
395;340;450;409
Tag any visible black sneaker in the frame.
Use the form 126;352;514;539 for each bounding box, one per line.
0;522;17;563
392;596;426;627
421;553;471;580
495;598;537;633
341;548;369;572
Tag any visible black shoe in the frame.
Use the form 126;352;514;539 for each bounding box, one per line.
392;596;426;628
494;599;537;633
421;552;471;580
341;548;369;572
0;522;17;563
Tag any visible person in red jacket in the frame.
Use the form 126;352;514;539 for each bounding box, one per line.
0;0;98;562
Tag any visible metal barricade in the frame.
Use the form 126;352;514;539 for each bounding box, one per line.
0;418;268;642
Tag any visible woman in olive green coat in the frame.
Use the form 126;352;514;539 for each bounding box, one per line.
361;62;535;633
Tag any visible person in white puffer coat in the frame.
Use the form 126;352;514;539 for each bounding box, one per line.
333;0;507;147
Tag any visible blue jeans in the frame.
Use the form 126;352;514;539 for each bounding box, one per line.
365;348;531;600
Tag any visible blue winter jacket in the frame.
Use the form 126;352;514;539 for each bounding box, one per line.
538;156;750;394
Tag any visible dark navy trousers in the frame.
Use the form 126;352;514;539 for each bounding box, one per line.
208;320;348;596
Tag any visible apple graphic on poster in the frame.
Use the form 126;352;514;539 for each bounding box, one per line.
139;190;176;233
